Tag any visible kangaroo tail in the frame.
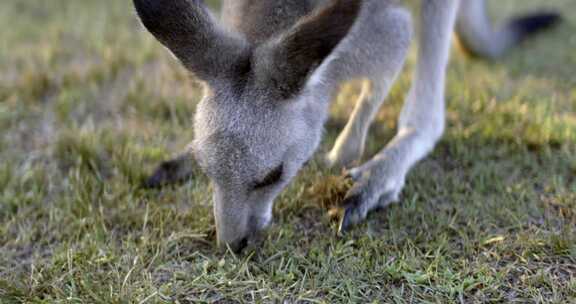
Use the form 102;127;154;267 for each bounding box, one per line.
456;1;561;60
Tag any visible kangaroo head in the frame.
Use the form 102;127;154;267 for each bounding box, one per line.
134;0;362;251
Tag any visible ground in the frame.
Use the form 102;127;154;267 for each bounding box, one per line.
1;0;575;303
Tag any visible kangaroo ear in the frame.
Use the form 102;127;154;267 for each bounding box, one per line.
256;0;363;99
133;0;249;82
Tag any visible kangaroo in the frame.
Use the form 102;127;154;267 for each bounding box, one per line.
133;0;560;252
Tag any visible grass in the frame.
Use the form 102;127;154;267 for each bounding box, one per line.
1;0;575;303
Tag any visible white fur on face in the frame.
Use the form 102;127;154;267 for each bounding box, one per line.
191;86;326;248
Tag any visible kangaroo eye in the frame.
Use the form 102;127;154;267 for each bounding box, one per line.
253;164;283;190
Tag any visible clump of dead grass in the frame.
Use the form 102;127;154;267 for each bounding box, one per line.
305;174;353;211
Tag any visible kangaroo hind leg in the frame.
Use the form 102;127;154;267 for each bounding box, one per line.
339;0;460;232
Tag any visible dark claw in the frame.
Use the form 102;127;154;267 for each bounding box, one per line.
141;158;194;189
337;192;365;234
339;190;401;233
338;207;354;234
230;237;249;254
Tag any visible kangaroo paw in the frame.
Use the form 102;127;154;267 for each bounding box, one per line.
337;161;404;233
142;155;194;189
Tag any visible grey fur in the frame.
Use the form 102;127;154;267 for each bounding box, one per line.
134;0;560;252
456;1;561;60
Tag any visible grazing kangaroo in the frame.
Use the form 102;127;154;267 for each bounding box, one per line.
133;0;560;252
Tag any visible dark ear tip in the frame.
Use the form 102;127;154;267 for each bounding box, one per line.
133;0;189;23
133;0;159;17
133;0;165;33
134;0;201;16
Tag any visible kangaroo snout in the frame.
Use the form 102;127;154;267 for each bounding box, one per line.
213;188;274;253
